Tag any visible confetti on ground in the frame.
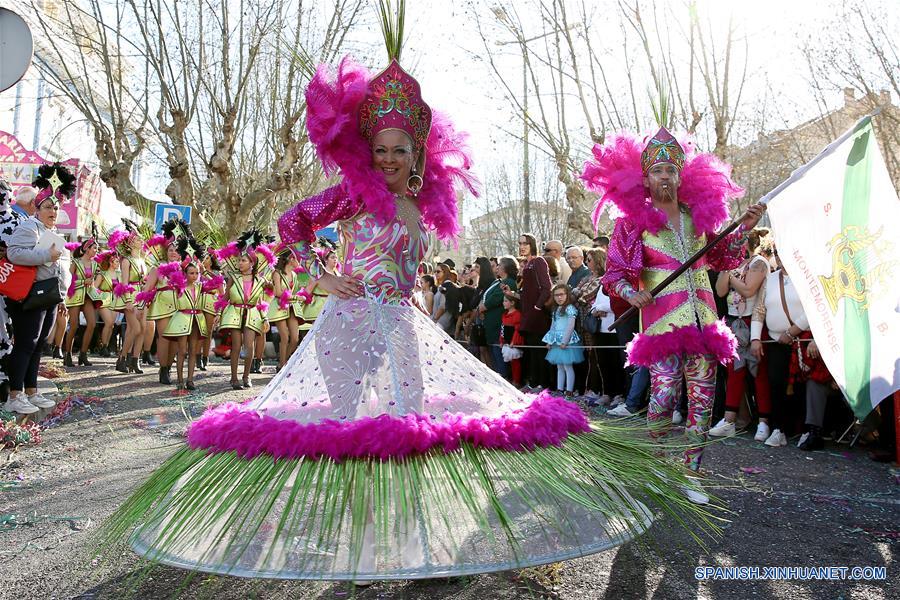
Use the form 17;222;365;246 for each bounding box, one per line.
740;466;766;475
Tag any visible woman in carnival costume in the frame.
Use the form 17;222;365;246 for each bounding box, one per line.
93;249;120;358
102;8;718;584
296;237;336;345
215;229;272;390
62;222;102;367
162;237;207;390
138;219;185;384
582;120;765;499
109;220;147;374
250;240;276;374
267;244;306;372
197;245;224;372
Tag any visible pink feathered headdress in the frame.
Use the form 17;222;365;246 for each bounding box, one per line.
581;131;743;236
305;56;476;241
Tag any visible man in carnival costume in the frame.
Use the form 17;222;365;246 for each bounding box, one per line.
582;124;765;500
101;4;719;585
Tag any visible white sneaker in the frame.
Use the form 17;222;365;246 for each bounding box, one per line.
796;432;810;448
4;393;39;415
764;429;788;447
27;393;55;409
754;422;771;442
708;418;736;437
672;410;683;425
608;404;634;417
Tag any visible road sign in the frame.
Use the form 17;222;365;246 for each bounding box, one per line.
154;203;192;232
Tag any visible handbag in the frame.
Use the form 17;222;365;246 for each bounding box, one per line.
470;322;487;346
0;258;37;301
582;312;602;334
22;277;62;311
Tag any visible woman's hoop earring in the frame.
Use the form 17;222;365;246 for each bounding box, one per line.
406;172;423;197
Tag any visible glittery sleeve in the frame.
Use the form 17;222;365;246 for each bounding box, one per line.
601;219;643;300
276;185;361;279
705;224;749;272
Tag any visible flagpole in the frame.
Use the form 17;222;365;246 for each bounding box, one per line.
607;112;881;333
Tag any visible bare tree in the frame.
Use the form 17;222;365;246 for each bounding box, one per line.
475;0;751;239
466;156;587;257
30;0;364;235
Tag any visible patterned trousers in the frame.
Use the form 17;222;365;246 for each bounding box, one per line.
647;353;716;471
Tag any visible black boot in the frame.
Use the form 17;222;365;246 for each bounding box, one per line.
799;426;825;451
196;355;206;372
159;366;172;385
78;351;93;366
142;351;157;366
99;345;111;358
115;355;128;373
43;344;53;357
128;357;144;374
202;357;209;370
63;352;75;367
251;358;262;374
53;346;64;360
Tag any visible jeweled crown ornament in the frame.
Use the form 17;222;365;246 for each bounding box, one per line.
358;59;432;153
358;0;432;157
640;126;685;174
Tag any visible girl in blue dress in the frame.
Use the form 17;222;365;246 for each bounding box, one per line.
544;283;585;394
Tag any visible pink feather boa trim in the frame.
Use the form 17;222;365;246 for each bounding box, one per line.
201;274;225;293
277;289;292;310
625;320;738;367
305;56;476;241
113;282;135;298
187;391;590;461
134;289;157;304
213;294;229;312
581;131;743;236
156;261;181;278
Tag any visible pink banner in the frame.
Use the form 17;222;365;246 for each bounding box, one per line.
0;130;102;233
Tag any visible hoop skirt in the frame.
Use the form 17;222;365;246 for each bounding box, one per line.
103;193;717;582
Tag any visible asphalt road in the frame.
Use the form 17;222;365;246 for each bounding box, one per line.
1;357;896;599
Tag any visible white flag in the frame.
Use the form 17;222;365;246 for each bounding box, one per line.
766;116;900;419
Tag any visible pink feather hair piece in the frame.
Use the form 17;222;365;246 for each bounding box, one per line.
187;391;589;462
305;56;477;241
581;131;743;236
64;241;81;252
255;244;275;266
213;241;240;261
106;229;133;252
144;234;168;248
